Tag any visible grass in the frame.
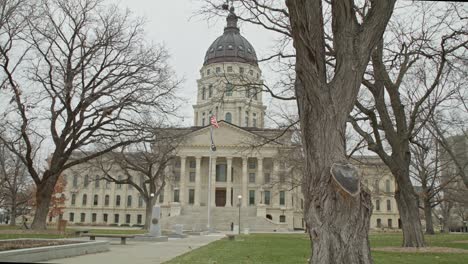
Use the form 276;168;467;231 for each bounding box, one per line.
166;233;468;264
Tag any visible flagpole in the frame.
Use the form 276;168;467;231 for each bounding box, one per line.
207;125;213;232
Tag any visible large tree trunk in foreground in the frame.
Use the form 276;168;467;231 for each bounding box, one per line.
31;177;56;230
423;199;435;235
302;111;373;264
286;0;396;262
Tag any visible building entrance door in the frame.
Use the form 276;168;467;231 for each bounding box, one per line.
215;188;226;207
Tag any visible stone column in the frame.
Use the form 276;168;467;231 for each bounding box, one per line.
272;159;279;207
226;157;233;207
257;157;263;205
179;156;186;205
210;156;217;207
163;166;171;204
242;157;248;207
194;156;202;206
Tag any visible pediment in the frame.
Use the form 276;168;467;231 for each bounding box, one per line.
183;122;277;148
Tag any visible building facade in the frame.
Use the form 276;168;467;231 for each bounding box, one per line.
57;9;400;231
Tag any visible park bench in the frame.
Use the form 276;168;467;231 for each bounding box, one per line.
74;229;90;236
81;233;135;245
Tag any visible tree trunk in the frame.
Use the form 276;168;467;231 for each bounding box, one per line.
9;203;17;226
423;199;434;235
300;103;373;264
144;196;157;231
393;178;425;246
144;200;152;231
31;179;55;230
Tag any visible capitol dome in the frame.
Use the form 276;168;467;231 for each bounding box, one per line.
203;8;258;66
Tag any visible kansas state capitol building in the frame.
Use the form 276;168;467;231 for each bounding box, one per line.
58;9;401;231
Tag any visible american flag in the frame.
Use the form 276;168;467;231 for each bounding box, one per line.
210;115;219;128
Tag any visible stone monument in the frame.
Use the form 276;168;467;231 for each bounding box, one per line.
134;205;168;242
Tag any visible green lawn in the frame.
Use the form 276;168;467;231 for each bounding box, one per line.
166;233;468;264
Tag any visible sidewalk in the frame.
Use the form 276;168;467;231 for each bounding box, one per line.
42;234;225;264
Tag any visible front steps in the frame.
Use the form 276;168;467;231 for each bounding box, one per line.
159;206;288;232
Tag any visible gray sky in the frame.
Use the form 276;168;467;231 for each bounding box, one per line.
118;0;282;126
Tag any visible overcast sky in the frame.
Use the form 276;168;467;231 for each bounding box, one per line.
117;0;281;126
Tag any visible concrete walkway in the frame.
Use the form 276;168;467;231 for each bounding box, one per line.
42;234;225;264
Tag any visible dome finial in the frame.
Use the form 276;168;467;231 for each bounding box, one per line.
225;3;238;32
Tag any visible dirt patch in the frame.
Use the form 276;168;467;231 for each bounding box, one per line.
0;240;82;251
373;246;468;254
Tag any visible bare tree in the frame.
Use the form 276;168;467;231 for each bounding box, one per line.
409;129;460;235
94;129;185;230
286;1;397;262
0;0;179;229
348;3;467;247
199;1;396;262
0;142;33;226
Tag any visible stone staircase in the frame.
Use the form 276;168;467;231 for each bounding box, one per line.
159;206;287;232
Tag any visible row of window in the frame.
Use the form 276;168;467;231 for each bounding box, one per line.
203;66;260;79
172;170;284;185
70;189;288;207
265;214;287;223
70;194;145;207
200;111;259;127
70;190;195;207
374;199;392;211
201;85;259;100
249;190;286;206
68;212;143;225
376;218;396;228
71;175;142;190
364;179;393;193
173;158;287;170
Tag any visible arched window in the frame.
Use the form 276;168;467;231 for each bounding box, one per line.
71;194;76;205
127;195;132;207
104;195;110;206
84;175;89;187
226;84;233;96
385;179;391;192
387;200;391;211
73;176;78;187
374;179;380;194
252;113;257;127
116;195;121;206
93;195;98;206
225;112;232;123
375;199;380;211
82;194;87;206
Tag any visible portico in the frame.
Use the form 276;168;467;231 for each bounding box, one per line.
171;150;278;209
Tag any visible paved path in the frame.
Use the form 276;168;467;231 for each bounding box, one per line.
43;234;225;264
